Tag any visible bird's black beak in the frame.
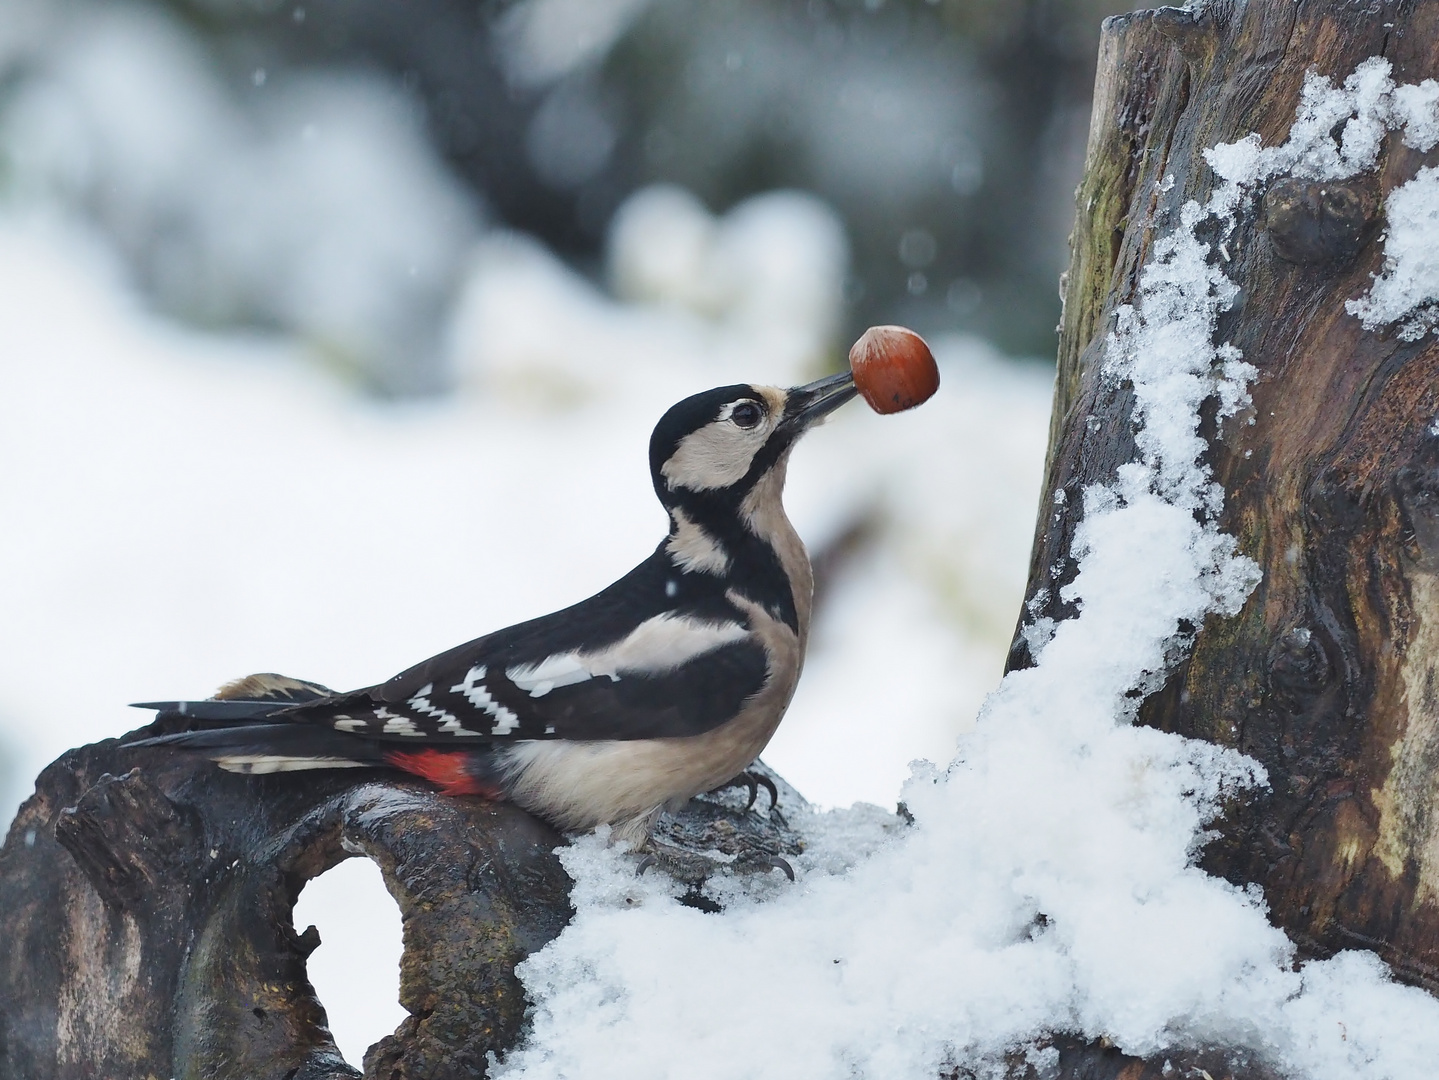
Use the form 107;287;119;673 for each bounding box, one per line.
781;371;858;432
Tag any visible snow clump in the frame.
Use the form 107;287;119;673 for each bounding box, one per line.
1349;165;1439;340
1267;58;1439;340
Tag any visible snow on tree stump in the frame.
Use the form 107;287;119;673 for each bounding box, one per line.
1011;0;1439;1074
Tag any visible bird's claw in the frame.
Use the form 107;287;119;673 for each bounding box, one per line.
740;774;759;810
753;773;779;812
711;770;779;813
632;840;794;886
764;855;795;882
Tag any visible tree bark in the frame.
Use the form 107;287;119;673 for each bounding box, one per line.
0;736;575;1080
1013;0;1439;1063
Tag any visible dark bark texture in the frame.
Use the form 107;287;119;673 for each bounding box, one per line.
1011;0;1439;1073
0;735;575;1080
0;731;801;1079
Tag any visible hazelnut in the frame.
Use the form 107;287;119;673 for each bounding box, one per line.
848;325;940;414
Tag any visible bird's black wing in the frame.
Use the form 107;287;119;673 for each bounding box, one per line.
147;549;773;745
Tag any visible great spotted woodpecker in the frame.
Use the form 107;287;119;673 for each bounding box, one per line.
132;372;859;845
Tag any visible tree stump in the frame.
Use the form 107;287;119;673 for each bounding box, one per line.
0;728;802;1078
1012;1;1439;1073
0;734;575;1079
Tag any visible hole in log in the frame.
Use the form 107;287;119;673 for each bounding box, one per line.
292;856;406;1068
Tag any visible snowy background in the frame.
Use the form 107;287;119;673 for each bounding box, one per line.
8;1;1439;1077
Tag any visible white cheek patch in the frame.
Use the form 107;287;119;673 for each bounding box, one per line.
660;395;782;493
662;424;760;491
451;664;521;735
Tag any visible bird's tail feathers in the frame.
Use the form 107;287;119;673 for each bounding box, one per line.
130;671;336;725
127;722;389;775
130;673;506;795
129;699;300;724
128;721;505;795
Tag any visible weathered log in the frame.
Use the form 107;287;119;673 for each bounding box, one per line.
0;729;802;1078
1013;0;1439;1073
0;734;575;1079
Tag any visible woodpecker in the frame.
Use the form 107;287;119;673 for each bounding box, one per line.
132;372;859;845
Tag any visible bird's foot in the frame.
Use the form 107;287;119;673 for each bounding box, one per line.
633;837;794;884
634;791;804;902
632;835;726;884
708;769;779;813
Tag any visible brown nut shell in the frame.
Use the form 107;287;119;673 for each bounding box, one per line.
848;325;940;414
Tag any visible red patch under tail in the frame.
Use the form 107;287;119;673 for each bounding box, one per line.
384;749;504;799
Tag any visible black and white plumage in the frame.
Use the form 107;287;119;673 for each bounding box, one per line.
132;372;858;843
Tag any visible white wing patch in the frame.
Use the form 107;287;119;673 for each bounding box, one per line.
505;614;748;704
408;683;484;736
452;664;521;736
506;654;597;698
586;612;748;677
332;715;367;733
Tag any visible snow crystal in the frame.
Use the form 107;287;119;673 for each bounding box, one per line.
1394;79;1439;151
1349;167;1439;339
1020;589;1057;663
493;56;1439;1080
1253;57;1397;181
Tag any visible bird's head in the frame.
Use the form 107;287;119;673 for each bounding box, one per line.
648;372;857;510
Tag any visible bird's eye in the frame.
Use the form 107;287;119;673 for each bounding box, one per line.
731;401;763;429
